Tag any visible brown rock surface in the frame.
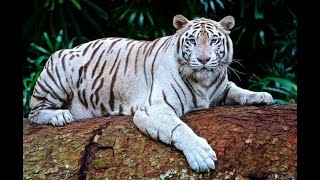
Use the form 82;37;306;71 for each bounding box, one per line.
23;104;297;179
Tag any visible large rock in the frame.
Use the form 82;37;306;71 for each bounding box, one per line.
23;104;296;179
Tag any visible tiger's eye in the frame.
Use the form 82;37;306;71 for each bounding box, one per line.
189;39;196;45
211;38;217;45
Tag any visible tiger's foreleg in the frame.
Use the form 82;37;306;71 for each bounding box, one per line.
223;82;273;105
133;104;217;172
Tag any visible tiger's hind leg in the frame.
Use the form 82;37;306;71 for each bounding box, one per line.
28;55;75;126
28;86;75;126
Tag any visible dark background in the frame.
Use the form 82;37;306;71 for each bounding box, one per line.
23;0;297;117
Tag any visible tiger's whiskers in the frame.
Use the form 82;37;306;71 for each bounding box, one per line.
227;66;246;81
232;58;245;68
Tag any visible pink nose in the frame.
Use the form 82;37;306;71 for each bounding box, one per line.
197;57;210;64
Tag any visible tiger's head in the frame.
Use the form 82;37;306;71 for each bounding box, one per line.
173;15;235;81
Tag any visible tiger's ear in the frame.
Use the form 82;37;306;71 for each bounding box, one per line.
173;15;189;30
219;16;235;31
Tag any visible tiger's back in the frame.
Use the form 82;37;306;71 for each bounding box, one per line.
29;36;174;124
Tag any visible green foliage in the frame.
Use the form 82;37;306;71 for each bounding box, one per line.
23;0;297;116
245;3;297;104
24;0;109;45
188;0;225;15
111;0;161;39
249;74;297;104
23;30;76;117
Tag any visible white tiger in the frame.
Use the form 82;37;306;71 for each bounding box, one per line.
28;15;273;172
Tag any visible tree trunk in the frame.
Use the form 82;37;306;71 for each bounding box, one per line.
23;104;297;179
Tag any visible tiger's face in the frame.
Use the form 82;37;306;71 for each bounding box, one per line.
173;15;235;81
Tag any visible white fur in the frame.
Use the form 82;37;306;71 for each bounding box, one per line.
29;15;273;173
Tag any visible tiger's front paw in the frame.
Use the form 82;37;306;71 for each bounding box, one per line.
49;110;74;126
183;136;217;172
241;92;273;105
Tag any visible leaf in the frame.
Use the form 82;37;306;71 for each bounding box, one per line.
251;73;262;81
272;49;278;62
288;7;296;21
35;70;43;81
259;30;265;46
145;11;154;26
128;12;137;25
266;24;277;33
50;0;55;10
81;9;104;35
254;0;264;20
262;87;290;96
209;0;216;13
59;0;64;4
161;28;167;36
263;77;297;91
240;0;246;18
67;5;82;40
68;37;77;49
273;99;287;104
278;45;287;54
200;0;208;13
43;32;53;52
30;43;50;55
82;0;108;20
236;27;247;44
55;30;63;51
119;9;131;21
113;5;125;15
285;66;293;72
44;0;55;11
199;0;206;6
71;0;82;10
216;0;224;9
138;12;144;27
35;56;48;67
291;47;297;56
252;30;258;48
44;0;50;8
27;57;35;64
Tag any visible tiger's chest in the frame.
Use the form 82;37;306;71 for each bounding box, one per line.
185;75;228;110
192;90;225;110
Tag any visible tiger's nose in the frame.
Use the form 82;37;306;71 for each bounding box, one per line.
197;57;210;64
